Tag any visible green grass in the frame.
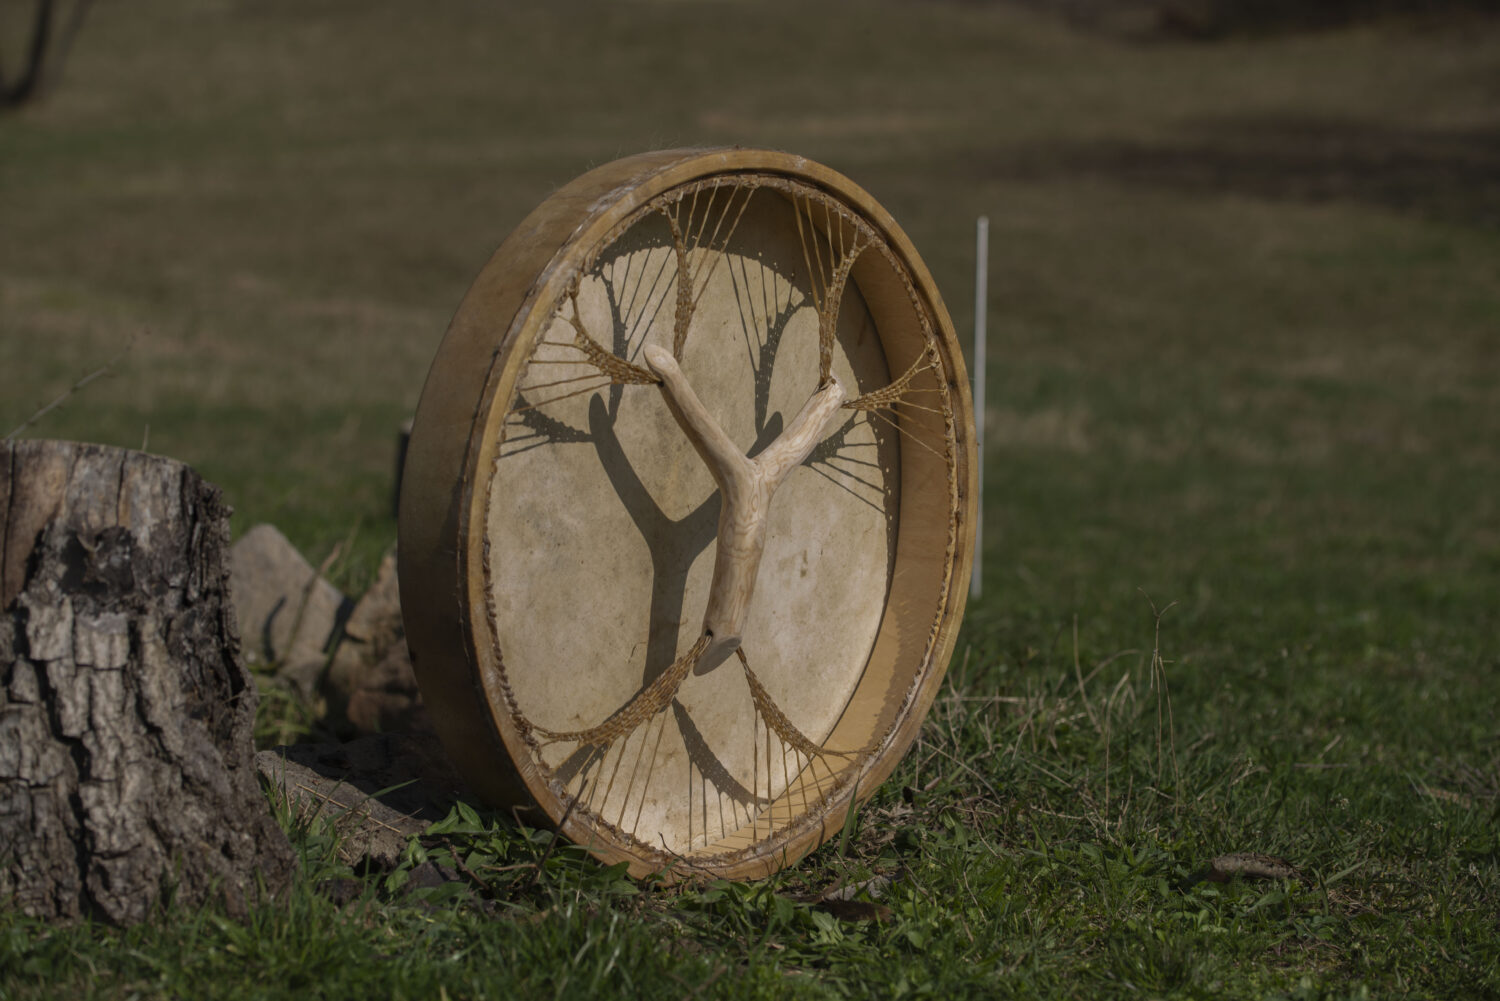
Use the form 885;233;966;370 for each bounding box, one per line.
3;1;1498;997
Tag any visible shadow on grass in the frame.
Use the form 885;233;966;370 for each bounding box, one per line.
982;113;1500;228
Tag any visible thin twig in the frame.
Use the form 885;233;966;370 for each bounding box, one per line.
6;335;136;441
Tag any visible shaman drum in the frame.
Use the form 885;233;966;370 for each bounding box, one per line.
398;149;976;879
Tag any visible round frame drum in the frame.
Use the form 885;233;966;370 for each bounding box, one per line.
399;149;976;878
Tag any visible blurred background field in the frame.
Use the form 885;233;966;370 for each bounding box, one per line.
2;1;1498;996
5;1;1496;591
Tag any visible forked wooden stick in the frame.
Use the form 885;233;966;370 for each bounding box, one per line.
644;344;845;672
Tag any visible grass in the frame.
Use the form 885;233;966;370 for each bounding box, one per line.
2;1;1498;997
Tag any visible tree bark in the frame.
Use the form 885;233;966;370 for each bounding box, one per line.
0;439;294;924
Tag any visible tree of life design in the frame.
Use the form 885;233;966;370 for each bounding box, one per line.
484;174;955;861
399;150;974;879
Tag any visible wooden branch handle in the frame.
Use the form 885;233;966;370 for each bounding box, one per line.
645;345;751;489
644;345;845;670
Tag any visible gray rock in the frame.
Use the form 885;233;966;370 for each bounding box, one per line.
325;550;426;737
229;524;350;695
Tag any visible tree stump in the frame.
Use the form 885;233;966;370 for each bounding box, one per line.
0;440;294;923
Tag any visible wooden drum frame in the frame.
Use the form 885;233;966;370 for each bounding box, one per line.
398;149;976;879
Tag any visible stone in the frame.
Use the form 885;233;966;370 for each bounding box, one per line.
324;550;426;737
229;523;350;696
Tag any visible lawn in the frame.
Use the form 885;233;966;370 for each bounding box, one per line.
2;2;1497;998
